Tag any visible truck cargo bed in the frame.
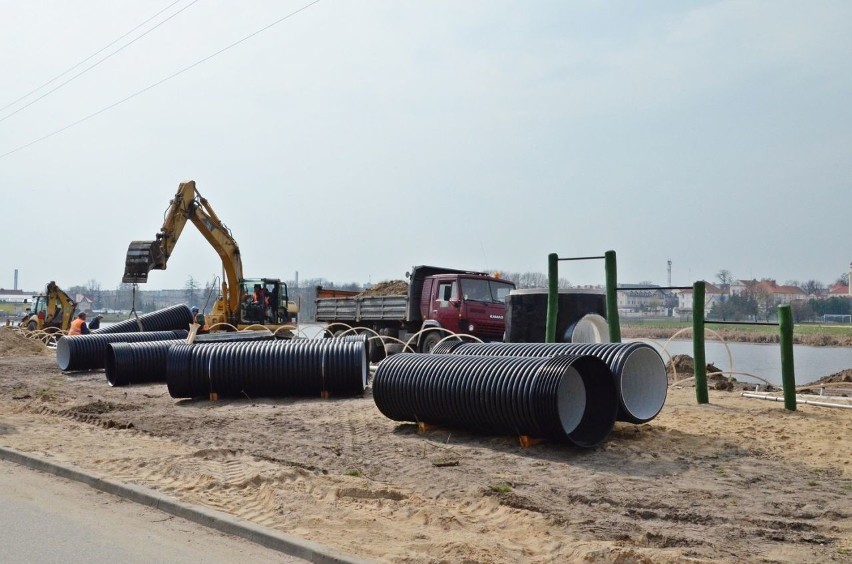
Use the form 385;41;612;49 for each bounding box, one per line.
315;295;410;322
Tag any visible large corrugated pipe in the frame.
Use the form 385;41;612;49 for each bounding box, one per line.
432;342;667;424
166;338;367;399
92;304;194;334
372;353;617;447
56;330;189;372
105;330;276;387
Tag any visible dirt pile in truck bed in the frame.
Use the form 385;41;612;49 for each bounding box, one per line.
357;280;409;297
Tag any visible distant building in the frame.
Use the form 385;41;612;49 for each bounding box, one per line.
731;279;807;304
616;284;674;316
0;288;34;303
675;282;724;316
827;282;850;297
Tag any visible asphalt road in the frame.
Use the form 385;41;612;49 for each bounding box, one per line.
0;459;306;563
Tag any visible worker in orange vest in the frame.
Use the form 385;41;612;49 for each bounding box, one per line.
68;312;90;336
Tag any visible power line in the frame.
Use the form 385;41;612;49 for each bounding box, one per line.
0;0;322;161
0;0;201;124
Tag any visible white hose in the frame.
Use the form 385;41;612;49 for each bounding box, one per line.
741;392;852;410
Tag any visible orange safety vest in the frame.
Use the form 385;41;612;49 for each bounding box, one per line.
68;318;86;336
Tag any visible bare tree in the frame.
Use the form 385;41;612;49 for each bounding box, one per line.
802;280;824;295
716;269;733;293
185;276;200;307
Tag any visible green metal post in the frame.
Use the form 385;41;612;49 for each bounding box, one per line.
693;281;708;404
604;250;621;343
778;304;796;411
546;253;558;343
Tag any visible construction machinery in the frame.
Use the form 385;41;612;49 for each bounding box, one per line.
20;281;77;331
122;180;297;331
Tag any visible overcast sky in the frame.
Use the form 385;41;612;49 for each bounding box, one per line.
1;0;850;293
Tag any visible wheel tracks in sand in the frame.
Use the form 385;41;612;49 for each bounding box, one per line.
0;409;632;563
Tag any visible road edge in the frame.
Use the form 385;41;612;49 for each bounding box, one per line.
0;446;372;564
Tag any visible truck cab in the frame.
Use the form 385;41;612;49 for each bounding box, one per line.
419;272;515;350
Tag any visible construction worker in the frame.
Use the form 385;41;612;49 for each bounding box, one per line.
88;314;104;330
190;306;208;333
68;312;90;336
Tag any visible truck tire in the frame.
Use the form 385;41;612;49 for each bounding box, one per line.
421;332;442;353
369;338;386;363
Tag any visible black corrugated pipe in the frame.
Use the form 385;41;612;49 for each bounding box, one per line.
56;330;189;372
105;330;276;387
166;338;367;399
92;304;194;334
433;342;667;424
332;333;387;363
372;353;617;448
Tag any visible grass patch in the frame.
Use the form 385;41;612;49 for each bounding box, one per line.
489;482;512;494
344;468;362;477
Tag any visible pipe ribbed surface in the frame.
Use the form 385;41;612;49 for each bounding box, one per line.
56;330;189;372
166;338;367;399
92;304;193;334
373;353;617;447
333;333;377;360
106;331;277;387
435;342;667;424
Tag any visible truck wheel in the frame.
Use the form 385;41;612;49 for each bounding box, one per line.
369;338;386;363
421;332;442;353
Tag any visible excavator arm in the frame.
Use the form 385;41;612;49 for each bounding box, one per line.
46;281;77;331
122;180;244;318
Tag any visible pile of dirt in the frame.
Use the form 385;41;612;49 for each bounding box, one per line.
813;368;852;384
0;327;53;358
666;354;753;391
358;280;408;297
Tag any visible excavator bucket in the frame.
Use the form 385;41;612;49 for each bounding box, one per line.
122;240;164;283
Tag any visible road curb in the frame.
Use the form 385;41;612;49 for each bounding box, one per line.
0;446;372;564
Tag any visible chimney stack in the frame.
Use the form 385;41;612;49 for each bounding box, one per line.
14;269;18;291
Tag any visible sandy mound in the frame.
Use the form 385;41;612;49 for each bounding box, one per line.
0;327;53;357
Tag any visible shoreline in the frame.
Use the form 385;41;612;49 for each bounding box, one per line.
620;326;852;347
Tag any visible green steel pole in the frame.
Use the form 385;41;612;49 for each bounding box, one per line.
693;281;708;404
778;304;796;411
546;253;558;343
604;250;621;343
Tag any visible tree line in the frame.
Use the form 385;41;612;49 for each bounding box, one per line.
710;269;850;322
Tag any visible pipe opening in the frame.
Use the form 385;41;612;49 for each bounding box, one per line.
619;346;668;422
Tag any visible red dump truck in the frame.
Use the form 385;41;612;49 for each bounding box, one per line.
315;265;516;355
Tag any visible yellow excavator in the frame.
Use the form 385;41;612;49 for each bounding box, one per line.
122;180;298;331
20;281;77;331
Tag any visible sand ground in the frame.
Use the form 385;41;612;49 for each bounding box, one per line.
0;329;850;563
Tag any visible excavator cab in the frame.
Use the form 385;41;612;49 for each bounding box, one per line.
20;281;76;331
238;278;295;325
